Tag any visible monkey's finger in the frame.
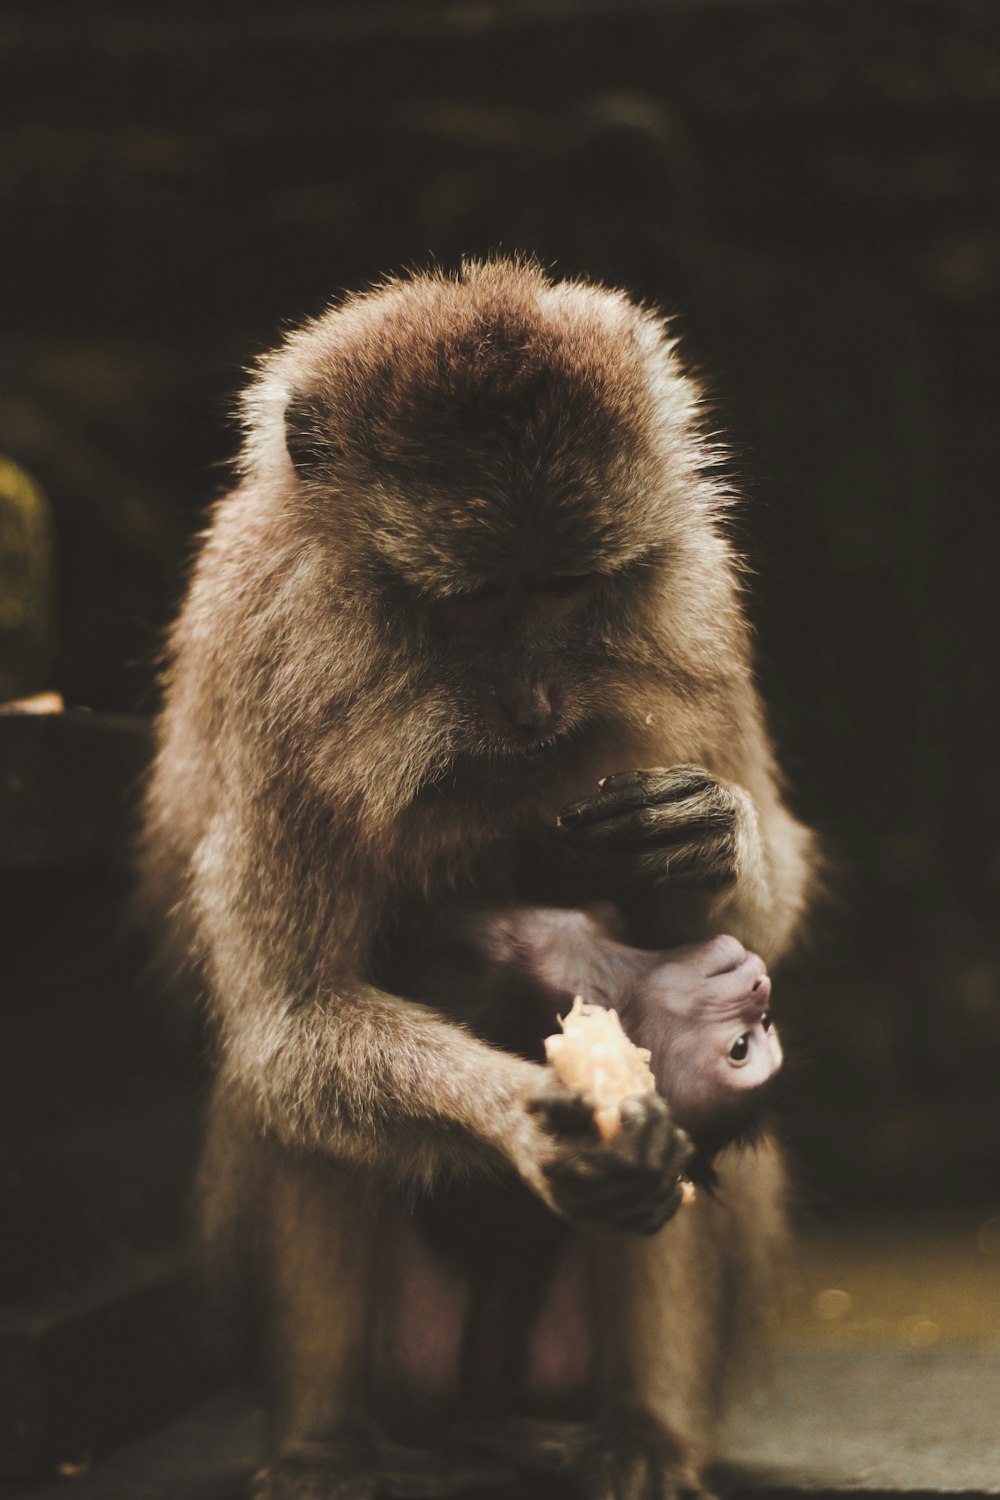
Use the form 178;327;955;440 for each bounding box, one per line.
546;1152;664;1195
548;1166;672;1225
528;1088;595;1137
617;1096;676;1167
598;765;717;802
544;1137;667;1198
602;1182;686;1236
561;791;732;854
552;1163;686;1235
557;767;715;829
619;1100;694;1178
627;835;739;891
546;1118;690;1206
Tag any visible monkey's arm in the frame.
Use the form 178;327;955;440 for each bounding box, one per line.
221;969;539;1183
193;821;689;1230
220;975;688;1230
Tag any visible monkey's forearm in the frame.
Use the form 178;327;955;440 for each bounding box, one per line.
216;974;691;1229
219;982;541;1185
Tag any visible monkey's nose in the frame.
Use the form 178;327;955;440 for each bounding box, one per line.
496;682;560;739
747;973;772;1021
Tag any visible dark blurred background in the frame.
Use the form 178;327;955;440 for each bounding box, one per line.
2;0;1000;1477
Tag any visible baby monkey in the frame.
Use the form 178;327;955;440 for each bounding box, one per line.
407;909;781;1182
355;917;782;1480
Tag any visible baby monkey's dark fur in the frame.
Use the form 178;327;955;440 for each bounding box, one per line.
141;260;814;1499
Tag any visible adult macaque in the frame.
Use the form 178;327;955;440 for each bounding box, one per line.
402;904;782;1173
141;260;814;1499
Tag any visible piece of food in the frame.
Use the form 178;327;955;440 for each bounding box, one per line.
544;995;657;1141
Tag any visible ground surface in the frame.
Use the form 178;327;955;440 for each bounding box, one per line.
5;1221;999;1499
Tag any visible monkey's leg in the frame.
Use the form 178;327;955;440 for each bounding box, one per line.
470;1144;785;1500
584;1136;787;1500
373;1201;470;1434
457;1232;696;1500
475;1410;702;1500
244;1145;377;1500
521;1232;602;1411
250;1162;513;1500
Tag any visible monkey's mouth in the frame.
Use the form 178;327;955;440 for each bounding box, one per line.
451;732;572;786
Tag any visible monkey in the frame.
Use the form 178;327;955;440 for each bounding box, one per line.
399;901;782;1173
140;259;815;1500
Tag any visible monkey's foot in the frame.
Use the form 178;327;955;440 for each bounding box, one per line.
252;1432;513;1500
468;1409;707;1500
251;1438;376;1500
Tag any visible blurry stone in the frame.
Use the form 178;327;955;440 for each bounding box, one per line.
0;691;64;715
0;456;55;703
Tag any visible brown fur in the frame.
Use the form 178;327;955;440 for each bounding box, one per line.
140;258;814;1498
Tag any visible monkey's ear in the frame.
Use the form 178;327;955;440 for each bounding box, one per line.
285;393;337;480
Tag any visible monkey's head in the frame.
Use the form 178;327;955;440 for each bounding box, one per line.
660;979;783;1166
242;260;731;814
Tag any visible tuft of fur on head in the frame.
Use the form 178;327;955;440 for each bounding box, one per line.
241;258;729;594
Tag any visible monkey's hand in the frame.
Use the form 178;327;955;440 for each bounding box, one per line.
558;765;756;893
515;1075;693;1235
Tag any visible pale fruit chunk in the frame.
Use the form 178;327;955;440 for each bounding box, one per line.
544;995;656;1141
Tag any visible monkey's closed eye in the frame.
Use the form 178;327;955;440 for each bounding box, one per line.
728;1035;749;1064
530;573;599;599
434;583;507;633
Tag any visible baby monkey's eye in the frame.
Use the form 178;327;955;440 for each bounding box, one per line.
728;1034;750;1064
